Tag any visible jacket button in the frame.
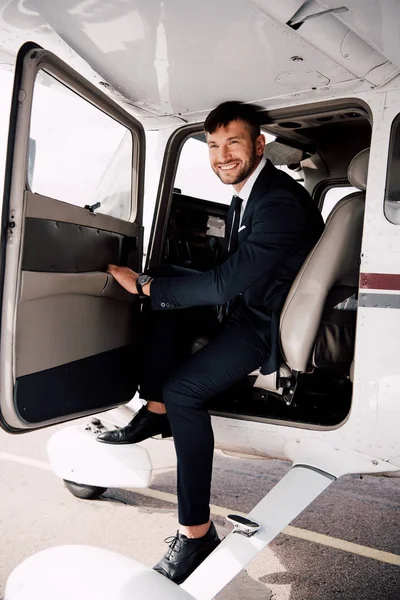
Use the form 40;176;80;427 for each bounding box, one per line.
166;303;170;308
161;302;166;307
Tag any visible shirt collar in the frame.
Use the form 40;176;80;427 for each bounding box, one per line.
234;157;267;202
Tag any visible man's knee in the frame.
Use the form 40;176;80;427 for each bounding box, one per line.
162;373;207;412
162;376;185;411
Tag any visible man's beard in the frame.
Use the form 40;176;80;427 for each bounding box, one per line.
215;149;259;185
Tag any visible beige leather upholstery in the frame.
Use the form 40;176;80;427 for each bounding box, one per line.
16;271;136;377
280;192;365;372
19;271;133;304
16;192;140;379
348;148;369;192
16;295;136;377
255;148;369;391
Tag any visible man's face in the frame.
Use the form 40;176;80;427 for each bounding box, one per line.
206;119;265;190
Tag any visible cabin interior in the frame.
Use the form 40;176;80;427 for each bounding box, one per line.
147;100;372;429
7;58;373;430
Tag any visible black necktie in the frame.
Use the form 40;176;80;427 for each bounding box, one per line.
226;195;243;255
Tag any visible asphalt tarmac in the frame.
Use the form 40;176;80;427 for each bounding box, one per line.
0;417;399;600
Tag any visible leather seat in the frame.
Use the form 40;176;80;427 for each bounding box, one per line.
253;148;369;401
191;149;369;403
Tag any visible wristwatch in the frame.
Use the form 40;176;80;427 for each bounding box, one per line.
136;273;152;296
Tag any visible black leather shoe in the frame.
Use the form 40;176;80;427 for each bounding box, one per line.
153;522;220;584
96;406;171;445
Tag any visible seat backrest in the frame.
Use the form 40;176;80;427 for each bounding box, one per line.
279;149;369;373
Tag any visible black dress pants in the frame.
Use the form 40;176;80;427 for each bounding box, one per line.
139;266;270;526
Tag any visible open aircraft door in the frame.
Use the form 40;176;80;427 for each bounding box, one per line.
0;43;146;432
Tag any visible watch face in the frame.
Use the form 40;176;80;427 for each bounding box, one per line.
138;274;151;286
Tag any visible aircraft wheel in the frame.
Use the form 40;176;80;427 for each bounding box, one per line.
63;479;107;500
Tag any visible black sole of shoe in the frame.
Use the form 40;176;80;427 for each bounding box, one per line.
97;429;172;445
150;433;172;441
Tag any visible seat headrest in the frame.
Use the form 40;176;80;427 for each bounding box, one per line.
348;148;369;191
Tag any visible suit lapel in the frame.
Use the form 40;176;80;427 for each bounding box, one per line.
240;160;276;226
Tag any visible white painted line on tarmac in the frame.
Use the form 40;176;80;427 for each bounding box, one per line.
0;450;52;471
282;525;400;565
1;450;400;567
133;487;400;567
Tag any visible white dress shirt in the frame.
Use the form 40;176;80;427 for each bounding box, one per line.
235;157;267;226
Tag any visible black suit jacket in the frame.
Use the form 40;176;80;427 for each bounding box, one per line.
150;161;324;374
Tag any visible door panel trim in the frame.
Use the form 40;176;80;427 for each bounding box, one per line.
19;271;134;303
16;292;138;378
25;192;139;237
0;43;145;431
15;345;137;425
22;216;130;273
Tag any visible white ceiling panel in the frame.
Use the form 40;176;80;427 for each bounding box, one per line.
0;0;399;123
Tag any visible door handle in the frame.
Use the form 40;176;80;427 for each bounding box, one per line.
84;202;101;214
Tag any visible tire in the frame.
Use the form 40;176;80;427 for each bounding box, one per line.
63;479;107;500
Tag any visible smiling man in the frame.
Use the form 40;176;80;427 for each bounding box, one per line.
208;110;264;187
97;102;324;583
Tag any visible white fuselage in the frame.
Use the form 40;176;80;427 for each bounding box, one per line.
0;0;400;477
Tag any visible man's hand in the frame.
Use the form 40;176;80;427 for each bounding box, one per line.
107;264;139;294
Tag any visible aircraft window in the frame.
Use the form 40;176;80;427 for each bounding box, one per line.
276;163;304;185
321;186;357;221
175;136;232;204
28;70;133;220
385;114;400;225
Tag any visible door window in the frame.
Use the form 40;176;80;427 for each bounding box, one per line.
175;135;232;204
385;113;400;225
29;70;133;220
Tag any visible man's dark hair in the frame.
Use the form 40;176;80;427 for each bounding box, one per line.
204;101;262;141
